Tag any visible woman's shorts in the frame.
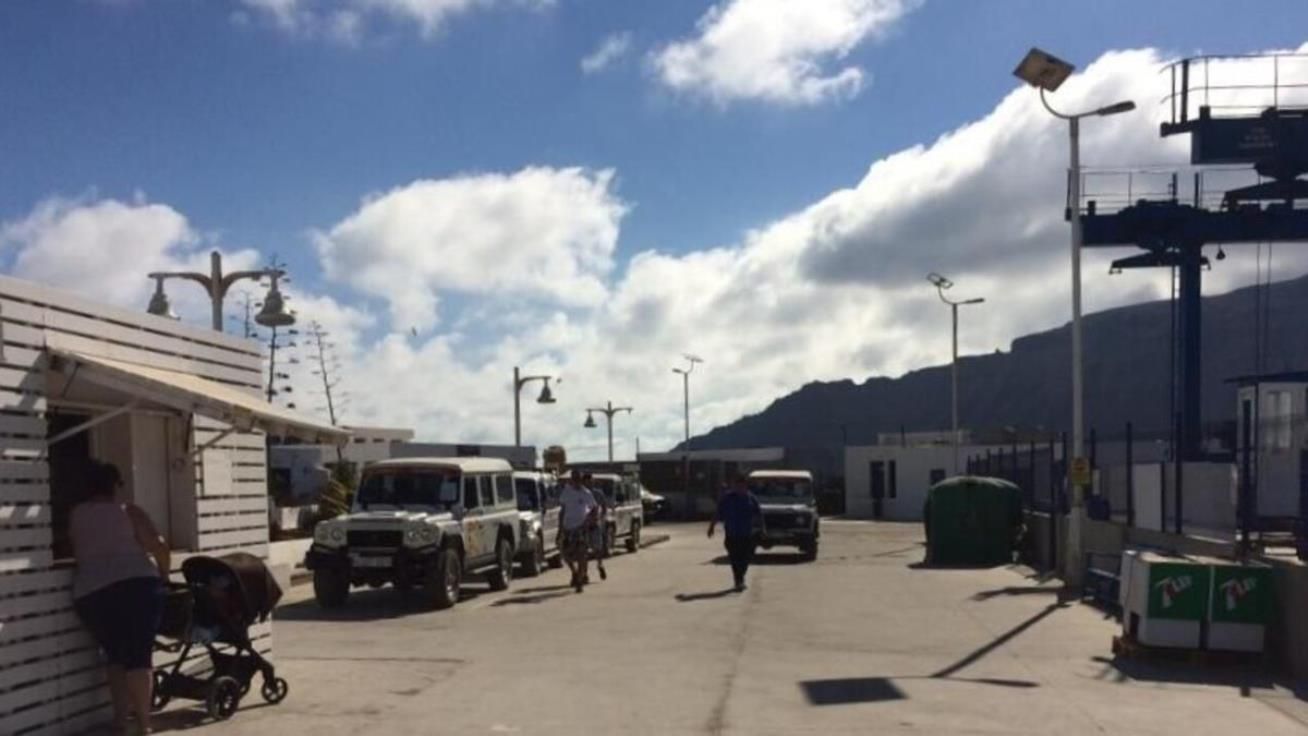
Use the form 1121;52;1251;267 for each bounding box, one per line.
74;576;164;670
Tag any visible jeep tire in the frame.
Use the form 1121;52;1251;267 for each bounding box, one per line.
428;547;462;610
799;537;818;561
625;521;641;553
312;567;349;609
522;537;545;578
487;537;514;591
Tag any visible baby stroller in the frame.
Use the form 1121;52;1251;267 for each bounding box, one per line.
152;553;288;721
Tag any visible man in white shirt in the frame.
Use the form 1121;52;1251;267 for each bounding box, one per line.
558;470;598;592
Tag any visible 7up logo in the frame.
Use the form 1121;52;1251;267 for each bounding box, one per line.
1154;575;1193;609
1219;577;1257;612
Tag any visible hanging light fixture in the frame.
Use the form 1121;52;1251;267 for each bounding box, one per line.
146;276;179;320
537;380;556;404
255;273;296;327
583;411;596;428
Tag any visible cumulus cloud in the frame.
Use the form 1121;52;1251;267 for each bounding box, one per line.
651;0;920;106
236;0;552;42
314;167;627;331
0;194;263;315
581;32;633;74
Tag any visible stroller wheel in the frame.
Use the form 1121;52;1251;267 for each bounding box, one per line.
261;676;290;704
206;676;242;721
151;671;171;711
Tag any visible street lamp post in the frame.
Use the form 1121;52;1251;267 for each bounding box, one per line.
147;250;294;332
927;273;984;474
1013;48;1135;583
671;354;703;448
584;401;633;463
513;367;557;447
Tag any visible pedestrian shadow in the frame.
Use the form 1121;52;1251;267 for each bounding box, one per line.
674;588;738;602
153;699;277;732
512;584;573;595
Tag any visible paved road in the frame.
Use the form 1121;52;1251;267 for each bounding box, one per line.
155;521;1308;735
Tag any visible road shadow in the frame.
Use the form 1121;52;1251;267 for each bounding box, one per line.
907;560;1006;571
153;699;278;732
674;588;739;602
931;601;1069;680
276;583;491;622
492;590;573;607
970;586;1067;602
707;553;810;566
512;584;573;595
1091;655;1292;698
800;677;906;705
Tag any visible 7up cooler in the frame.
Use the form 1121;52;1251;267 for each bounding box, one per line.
1207;560;1275;652
1119;551;1210;649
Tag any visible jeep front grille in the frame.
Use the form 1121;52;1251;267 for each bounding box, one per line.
347;530;403;548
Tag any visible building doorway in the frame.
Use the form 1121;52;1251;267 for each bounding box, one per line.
869;461;885;519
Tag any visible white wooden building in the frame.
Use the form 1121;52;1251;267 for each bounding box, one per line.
0;274;344;735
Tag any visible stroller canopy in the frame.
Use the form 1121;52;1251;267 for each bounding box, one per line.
182;552;284;625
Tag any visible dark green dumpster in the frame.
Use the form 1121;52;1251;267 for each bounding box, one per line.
923;476;1024;566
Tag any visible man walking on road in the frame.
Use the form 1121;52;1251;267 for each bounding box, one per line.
583;473;609;582
559;470;599;593
707;476;763;592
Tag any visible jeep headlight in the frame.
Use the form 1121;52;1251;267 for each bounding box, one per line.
314;524;330;544
330;526;345;543
316;523;344;545
406;526;438;546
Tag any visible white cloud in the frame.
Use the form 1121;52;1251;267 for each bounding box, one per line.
314;167;627;331
0;194;262;316
581;32;633;74
236;0;552;42
651;0;920;106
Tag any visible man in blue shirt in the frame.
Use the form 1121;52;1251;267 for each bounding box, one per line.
707;476;764;592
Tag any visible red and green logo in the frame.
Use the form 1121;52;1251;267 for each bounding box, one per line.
1210;566;1274;624
1147;564;1209;620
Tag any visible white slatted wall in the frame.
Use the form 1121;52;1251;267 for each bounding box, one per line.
0;276;272;735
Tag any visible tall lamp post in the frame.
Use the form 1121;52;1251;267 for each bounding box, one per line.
1013;48;1135;583
147;250;294;332
584;401;633;463
673;354;703;517
672;354;703;448
927;273;983;474
513;367;557;447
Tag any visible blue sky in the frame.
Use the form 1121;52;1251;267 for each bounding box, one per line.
2;1;1307;455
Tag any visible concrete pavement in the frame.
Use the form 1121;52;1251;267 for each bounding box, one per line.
153;521;1308;735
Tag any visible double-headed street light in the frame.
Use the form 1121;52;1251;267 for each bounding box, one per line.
1014;47;1134;583
927;272;984;474
147;251;294;332
584;401;633;463
513;367;557;447
672;354;704;449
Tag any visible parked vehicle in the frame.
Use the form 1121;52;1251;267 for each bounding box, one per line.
748;469;819;560
305;457;521;610
587;473;644;553
513;469;562;576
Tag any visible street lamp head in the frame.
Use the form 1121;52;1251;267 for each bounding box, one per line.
1013;47;1074;92
962;297;985;305
146;276;179;320
255;274;296;328
926;272;953;289
536;380;556;404
583;412;596;429
1095;100;1136;117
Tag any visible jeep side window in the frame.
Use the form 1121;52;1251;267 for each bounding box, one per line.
495;473;514;506
463;476;481;510
479;474;496;508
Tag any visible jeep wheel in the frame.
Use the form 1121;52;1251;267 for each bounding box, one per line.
625;521;641;553
313;567;349;609
427;548;461;610
522;537;545;578
604;524;616;558
487;538;514;591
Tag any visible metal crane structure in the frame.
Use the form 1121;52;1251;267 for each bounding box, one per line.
1079;54;1308;465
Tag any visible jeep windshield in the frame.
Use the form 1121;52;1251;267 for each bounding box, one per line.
356;469;460;510
752;479;813;502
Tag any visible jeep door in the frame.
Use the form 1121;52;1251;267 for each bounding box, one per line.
461;474;489;565
489;472;518;550
610;479;636;536
541;476;561;553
